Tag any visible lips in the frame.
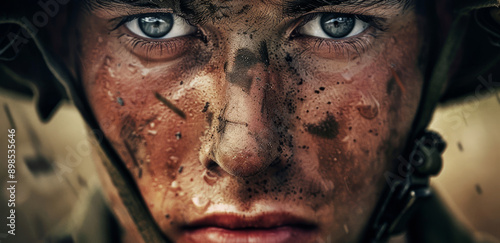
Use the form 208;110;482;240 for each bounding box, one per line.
178;212;319;243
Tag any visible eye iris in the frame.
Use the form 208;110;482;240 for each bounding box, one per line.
139;14;174;38
320;14;355;38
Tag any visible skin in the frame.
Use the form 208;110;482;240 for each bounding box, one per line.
74;0;424;242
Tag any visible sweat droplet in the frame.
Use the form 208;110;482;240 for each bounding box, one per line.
171;180;179;189
127;63;138;74
356;93;379;120
344;224;349;234
169;156;179;164
341;70;355;83
104;56;112;66
202;170;218;186
192;195;209;209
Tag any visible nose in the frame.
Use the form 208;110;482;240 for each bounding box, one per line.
209;42;281;178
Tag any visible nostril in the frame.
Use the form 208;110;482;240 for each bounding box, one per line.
205;159;219;172
202;166;219;186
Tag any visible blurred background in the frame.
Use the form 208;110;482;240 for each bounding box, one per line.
0;88;499;242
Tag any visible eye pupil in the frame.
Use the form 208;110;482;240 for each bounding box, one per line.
321;14;355;38
139;14;174;38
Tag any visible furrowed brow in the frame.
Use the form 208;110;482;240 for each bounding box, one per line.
82;0;171;11
283;0;414;15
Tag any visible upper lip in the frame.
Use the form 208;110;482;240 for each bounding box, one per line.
183;212;317;230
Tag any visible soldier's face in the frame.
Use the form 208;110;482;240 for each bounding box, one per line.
77;0;423;242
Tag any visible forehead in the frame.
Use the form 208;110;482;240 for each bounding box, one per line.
85;0;413;15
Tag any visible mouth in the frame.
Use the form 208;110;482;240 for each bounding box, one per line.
179;212;319;243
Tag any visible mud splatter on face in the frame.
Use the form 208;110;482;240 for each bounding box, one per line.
305;113;339;139
258;41;270;67
356;105;379;120
155;92;186;119
77;1;425;242
201;102;210;112
226;48;260;92
386;77;396;95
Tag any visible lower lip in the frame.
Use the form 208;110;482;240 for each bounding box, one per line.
180;226;318;243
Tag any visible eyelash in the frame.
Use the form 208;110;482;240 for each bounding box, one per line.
119;34;177;53
310;32;378;56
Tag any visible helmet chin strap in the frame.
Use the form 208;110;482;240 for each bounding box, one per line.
363;0;500;241
361;10;467;243
0;15;169;243
361;130;446;243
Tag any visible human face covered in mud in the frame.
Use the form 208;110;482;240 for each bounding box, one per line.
76;0;425;242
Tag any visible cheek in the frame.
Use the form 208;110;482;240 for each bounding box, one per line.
289;26;422;236
80;40;216;210
301;49;421;185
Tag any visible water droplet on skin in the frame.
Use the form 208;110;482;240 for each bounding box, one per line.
356;93;380;120
341;70;355;83
140;66;153;76
169;156;179;164
321;180;335;192
344;224;349;234
108;67;116;78
171;180;179;189
107;90;114;101
192;195;210;209
202;170;218;186
104;57;112;66
127;63;138;74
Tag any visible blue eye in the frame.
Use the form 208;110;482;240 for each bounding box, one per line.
321;14;355;38
299;13;370;39
125;13;196;39
138;15;174;38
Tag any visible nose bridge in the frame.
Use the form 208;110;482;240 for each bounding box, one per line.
209;34;281;178
223;33;272;118
225;37;270;92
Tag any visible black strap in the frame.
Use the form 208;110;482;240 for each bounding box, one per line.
362;131;446;243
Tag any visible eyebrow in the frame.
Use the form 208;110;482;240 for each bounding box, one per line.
283;0;414;15
84;0;413;15
83;0;166;11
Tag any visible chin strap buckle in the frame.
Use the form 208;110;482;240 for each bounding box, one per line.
363;130;446;243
